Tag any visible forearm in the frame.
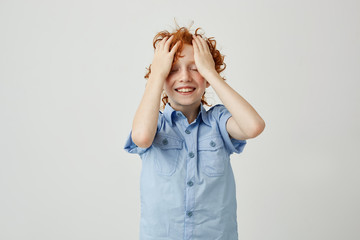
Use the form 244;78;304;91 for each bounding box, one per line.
131;74;165;148
191;34;265;138
205;71;265;137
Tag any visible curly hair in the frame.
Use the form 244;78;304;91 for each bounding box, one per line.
144;26;226;110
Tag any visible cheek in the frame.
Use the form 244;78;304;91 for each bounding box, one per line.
163;78;172;91
192;72;203;81
196;76;206;86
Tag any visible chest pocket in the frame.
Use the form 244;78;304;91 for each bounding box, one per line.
198;135;228;177
152;134;183;176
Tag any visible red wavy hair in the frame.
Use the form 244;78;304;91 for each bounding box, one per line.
144;26;226;110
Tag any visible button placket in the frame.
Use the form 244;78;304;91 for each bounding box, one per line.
178;116;199;239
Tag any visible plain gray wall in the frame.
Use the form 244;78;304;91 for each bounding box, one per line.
1;0;359;239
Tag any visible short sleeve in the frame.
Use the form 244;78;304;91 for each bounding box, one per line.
123;111;164;155
123;131;149;155
212;104;247;155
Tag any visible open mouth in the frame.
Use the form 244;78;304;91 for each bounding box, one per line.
175;87;195;93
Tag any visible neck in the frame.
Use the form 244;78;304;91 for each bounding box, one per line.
169;102;201;124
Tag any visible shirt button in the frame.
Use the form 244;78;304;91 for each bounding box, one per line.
176;112;182;117
185;129;191;134
210;140;216;147
187;181;194;187
186;211;193;217
188;152;195;158
162;138;168;145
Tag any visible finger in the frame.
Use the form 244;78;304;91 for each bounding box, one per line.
193;35;205;52
155;37;165;52
192;38;199;54
198;36;210;52
157;36;169;50
170;40;181;55
164;35;174;51
198;35;209;52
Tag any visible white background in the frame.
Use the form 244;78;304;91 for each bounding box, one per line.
1;0;359;239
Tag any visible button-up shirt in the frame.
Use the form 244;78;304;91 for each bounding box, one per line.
124;103;247;240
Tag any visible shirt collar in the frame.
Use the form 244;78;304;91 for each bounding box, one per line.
163;103;211;127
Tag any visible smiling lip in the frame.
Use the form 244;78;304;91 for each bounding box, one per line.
175;87;196;94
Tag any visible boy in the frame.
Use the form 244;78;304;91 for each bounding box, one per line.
124;26;265;240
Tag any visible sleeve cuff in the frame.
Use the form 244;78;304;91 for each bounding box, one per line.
218;107;247;155
123;131;149;155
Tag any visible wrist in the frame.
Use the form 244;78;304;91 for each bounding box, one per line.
202;69;221;83
148;72;168;82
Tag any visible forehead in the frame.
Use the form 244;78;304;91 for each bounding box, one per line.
175;44;195;64
181;44;194;55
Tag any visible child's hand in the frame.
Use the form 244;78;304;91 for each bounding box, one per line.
192;35;217;79
150;35;180;79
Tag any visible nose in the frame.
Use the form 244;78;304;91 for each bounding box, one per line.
179;69;192;82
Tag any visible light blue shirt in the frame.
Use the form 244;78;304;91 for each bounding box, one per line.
124;103;247;240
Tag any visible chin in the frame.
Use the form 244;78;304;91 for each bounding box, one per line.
173;100;201;107
167;93;203;108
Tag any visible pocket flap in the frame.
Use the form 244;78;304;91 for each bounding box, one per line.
198;135;224;151
153;135;183;150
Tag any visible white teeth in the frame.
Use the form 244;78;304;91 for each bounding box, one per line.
177;88;194;93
